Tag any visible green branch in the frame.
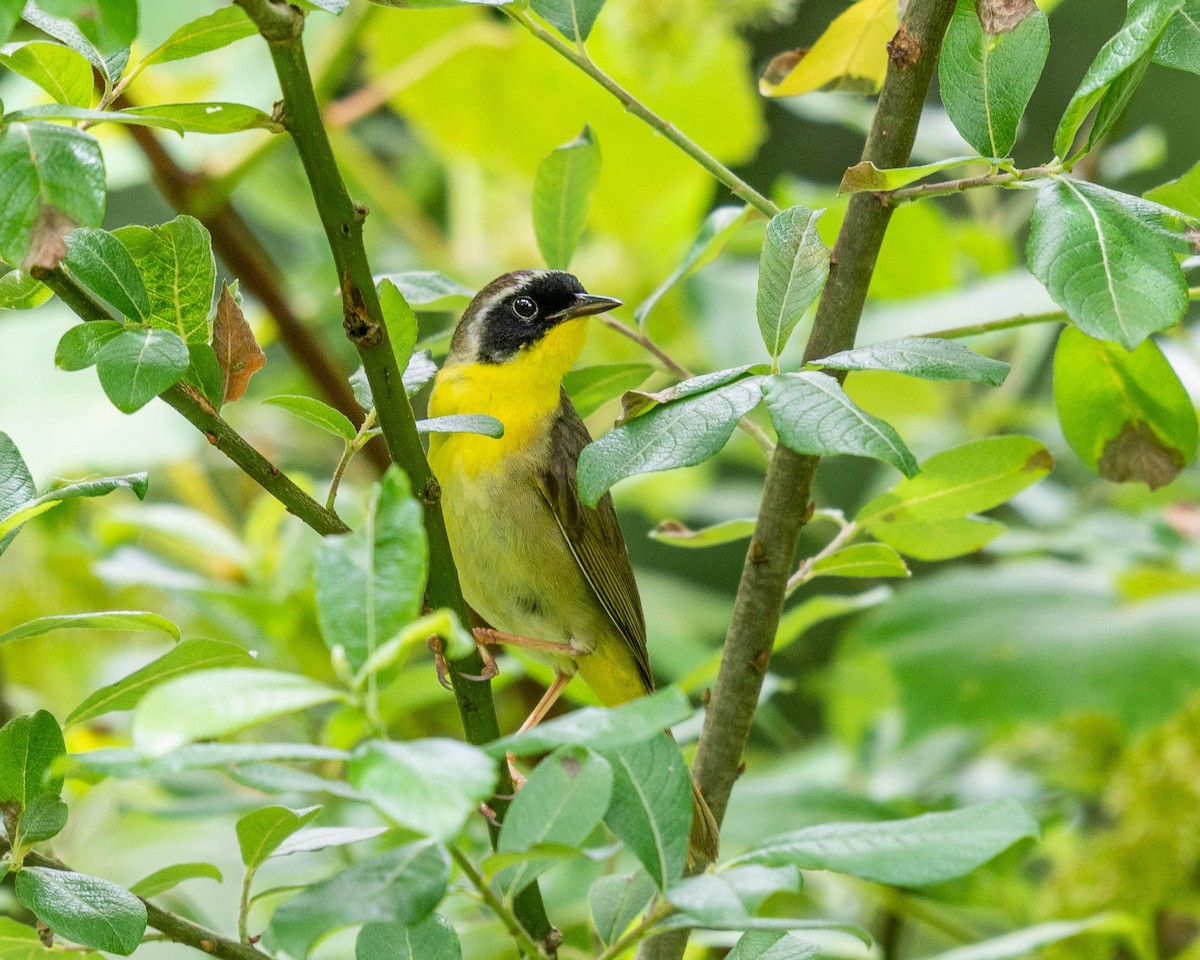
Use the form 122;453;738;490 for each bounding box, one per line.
636;3;959;957
447;846;546;959
505;8;779;218
880;163;1056;205
16;847;272;960
232;0;554;947
35;268;348;538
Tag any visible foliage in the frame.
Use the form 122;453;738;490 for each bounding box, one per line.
1;1;1199;960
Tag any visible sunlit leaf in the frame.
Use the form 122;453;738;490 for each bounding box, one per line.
264;395;357;442
756;205;828;360
140;5;257;66
533;125;601;270
15;869;146;956
128;863;222;899
0;41;93;106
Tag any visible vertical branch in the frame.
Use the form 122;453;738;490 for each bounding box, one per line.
637;3;957;957
232;0;554;949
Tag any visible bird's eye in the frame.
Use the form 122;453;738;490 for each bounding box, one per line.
512;296;538;320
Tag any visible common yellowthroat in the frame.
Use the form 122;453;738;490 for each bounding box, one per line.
428;269;718;864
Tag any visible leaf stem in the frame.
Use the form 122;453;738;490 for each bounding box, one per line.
504;8;779;218
785;521;861;594
448;845;544;960
636;4;959;958
35;268;349;537
600;315;775;455
596;903;677;960
327;409;377;511
233;0;553;945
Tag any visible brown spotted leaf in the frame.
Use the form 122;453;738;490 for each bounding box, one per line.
1097;421;1186;490
978;0;1037;34
212;282;265;403
23;206;75;270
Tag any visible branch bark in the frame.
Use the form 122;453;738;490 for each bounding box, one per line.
36;268;348;537
637;2;957;957
14;847;273;960
232;1;553;949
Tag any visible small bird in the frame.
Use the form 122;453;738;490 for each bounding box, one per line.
428;269;718;864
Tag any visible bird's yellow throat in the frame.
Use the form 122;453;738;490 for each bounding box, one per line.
428;318;588;476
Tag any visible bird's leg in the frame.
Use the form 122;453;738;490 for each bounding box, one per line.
473;626;587;657
507;670;572;787
427;636;453;690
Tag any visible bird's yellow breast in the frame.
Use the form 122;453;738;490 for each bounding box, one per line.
427;319;587;478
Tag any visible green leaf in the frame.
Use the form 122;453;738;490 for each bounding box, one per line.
0;433;34;534
729;932;820;960
865;516;1006;561
128;863;222;899
67;638;253;725
95;328;190;413
838;156;987;194
34;0;135;51
532;125;601;269
810;543;910;579
564;363;655;418
733;800;1038;886
362;0;510;7
1;104;178;135
1054;0;1184;158
0;711;65;806
810;338;1009;386
0;916;66;960
226;764;364;801
589;872;656;946
264;395;357;442
649;517;756;549
1027;179;1188;349
63;228;150;322
349;738;498;840
378;277;417;369
756;205;828;360
1145;156;1200;216
530;0;607;40
0;41;93;107
578;378;763;506
1155;1;1200;74
373;271;474;311
636;205;754;327
1053;326;1197;489
73;743;348;779
762;373;918;476
403;352;438;397
140;5;257;66
54;321;124;371
496;746;613;896
666;865;801;929
924;916;1134;960
186;343;226;410
19;5;106;76
0;0;20;45
0;469;148;544
272;825;390;857
857;436;1052;525
938;0;1049;157
487;687;693;757
0;122;104;269
113;216;215;343
356;916;461;960
0;269;52;309
15;869;146;955
17;794;68;845
315;467;429;671
268;841;450;959
0;610;177;647
415;415;504;437
619;365;765;422
131;668;346;757
237;805;322;870
601;734;692;889
117;102;279;135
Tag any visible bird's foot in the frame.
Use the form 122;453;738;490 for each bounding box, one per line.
427;636;453;690
461;640;499;682
472;627;586;657
506;752;527;791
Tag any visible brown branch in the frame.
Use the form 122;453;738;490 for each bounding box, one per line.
111;95;390;474
636;3;958;957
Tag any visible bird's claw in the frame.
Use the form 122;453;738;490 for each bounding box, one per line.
427;636;454;690
506;751;527;790
461;640;499;682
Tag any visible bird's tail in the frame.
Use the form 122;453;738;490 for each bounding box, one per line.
687;776;720;868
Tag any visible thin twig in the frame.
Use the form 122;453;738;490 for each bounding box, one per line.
447;846;543;960
785;521;861;594
15;847;272;960
327;410;377;511
600;316;775;455
505;8;779;218
595;903;677;960
879;164;1055;206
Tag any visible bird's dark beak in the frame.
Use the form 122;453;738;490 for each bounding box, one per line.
555;292;623;320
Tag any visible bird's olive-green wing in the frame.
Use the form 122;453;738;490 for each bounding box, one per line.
535;392;653;692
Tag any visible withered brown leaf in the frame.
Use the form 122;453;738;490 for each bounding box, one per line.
212;281;266;403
